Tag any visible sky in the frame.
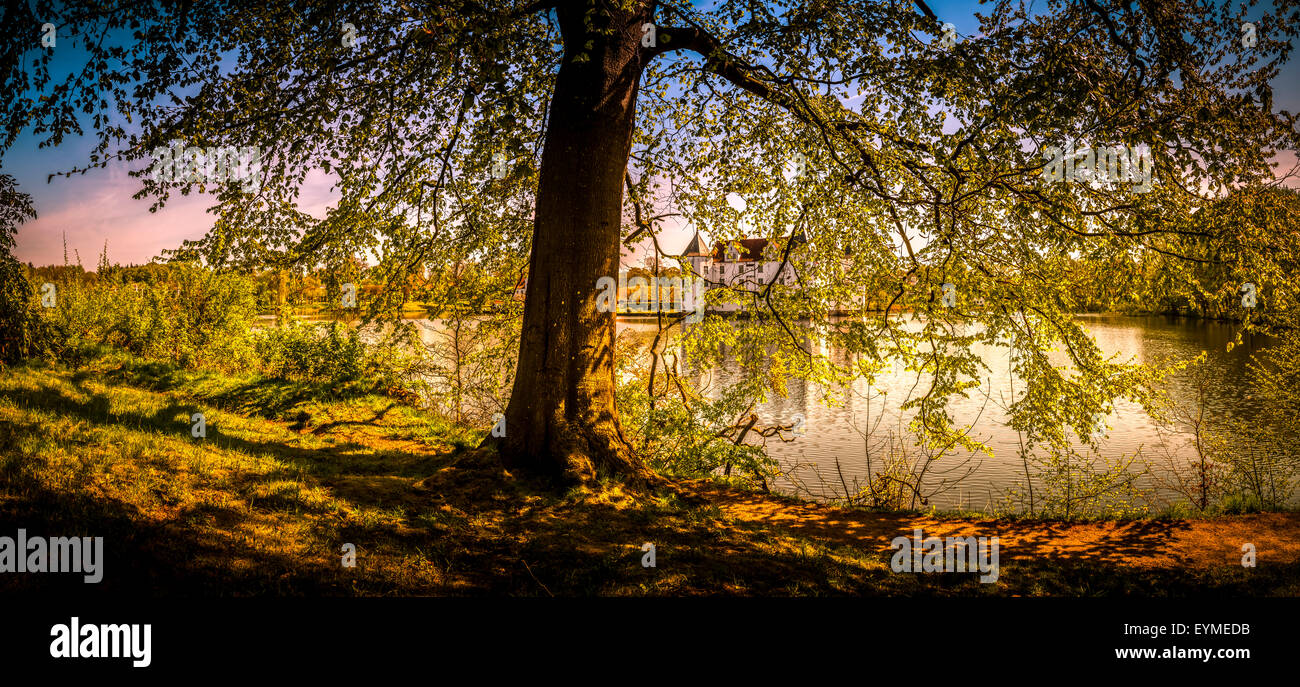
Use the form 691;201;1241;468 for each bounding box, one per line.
5;0;1298;269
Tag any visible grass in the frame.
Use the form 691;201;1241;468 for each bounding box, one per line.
1;354;1297;596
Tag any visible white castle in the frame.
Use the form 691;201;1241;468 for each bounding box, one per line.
676;230;807;313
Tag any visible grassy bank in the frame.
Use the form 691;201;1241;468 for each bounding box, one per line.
1;356;1297;596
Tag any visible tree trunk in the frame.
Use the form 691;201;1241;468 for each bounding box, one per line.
489;1;654;483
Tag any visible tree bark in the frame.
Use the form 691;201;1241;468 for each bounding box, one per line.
489;1;655;483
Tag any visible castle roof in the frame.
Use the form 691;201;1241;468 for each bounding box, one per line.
712;238;773;262
711;231;807;262
678;229;810;262
680;231;709;257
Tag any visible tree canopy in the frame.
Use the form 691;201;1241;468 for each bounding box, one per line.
4;0;1297;480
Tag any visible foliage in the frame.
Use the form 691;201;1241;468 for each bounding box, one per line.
617;335;777;486
0;172;49;366
417;260;522;425
4;1;1299;489
251;319;426;396
1150;349;1299;513
1229;332;1300;508
1023;444;1149;519
1126;187;1300;322
39;260;259;370
0;255;46;366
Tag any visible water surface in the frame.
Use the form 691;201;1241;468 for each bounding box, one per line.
616;314;1279;511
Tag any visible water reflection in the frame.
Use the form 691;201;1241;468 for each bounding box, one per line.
616;314;1278;510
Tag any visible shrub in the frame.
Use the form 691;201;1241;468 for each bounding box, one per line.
251;319;425;396
40;262;258;370
0;255;54;365
618;375;776;486
0;172;50;366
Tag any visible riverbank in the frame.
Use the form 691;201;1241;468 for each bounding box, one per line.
1;358;1296;596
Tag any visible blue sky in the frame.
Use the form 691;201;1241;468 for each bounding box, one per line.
5;0;1298;268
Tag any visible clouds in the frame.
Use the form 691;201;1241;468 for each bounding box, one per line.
15;168;213;266
13;165;340;268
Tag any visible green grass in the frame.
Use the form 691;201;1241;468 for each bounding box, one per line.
1;355;1296;596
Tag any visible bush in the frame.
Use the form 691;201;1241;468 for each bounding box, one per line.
1150;341;1300;513
0;172;49;366
251;319;425;396
40;262;258;370
0;255;54;366
1218;492;1263;515
421;314;517;425
618;375;776;486
28;256;431;404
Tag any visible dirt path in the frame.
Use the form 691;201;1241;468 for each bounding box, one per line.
696;486;1300;570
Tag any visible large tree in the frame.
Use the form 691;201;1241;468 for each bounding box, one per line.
3;0;1296;482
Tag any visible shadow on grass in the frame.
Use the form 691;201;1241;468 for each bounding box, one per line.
4;370;1296;596
0;416;345;596
90;361;365;420
0;381;445;482
0;377;909;595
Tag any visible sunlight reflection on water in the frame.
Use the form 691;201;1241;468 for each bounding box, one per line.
615;314;1279;512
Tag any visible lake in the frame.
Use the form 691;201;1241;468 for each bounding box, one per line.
614;314;1281;512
